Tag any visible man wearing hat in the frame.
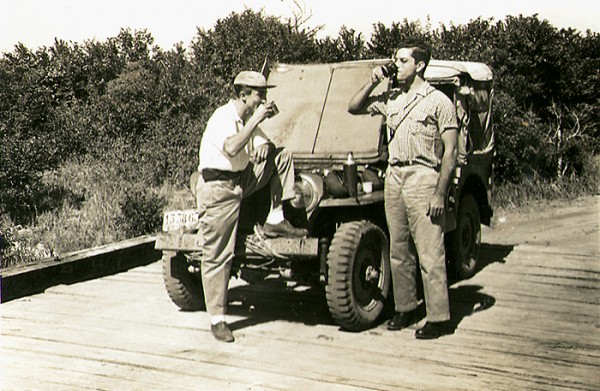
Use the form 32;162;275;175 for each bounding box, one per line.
196;70;307;342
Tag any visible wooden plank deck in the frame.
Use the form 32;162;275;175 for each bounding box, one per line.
2;198;599;390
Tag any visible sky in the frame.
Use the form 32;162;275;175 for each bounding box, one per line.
1;0;598;54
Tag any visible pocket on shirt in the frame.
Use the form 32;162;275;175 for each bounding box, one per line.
414;112;442;157
414;112;438;135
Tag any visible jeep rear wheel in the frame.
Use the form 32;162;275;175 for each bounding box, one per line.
162;251;206;311
446;193;481;280
325;221;391;331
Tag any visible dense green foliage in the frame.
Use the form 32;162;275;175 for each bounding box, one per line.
1;10;598;263
117;185;166;237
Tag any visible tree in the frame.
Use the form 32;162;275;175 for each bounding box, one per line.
316;26;367;61
2;10;599;225
368;19;434;58
547;101;599;178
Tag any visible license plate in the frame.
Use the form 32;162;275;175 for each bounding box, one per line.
162;209;200;232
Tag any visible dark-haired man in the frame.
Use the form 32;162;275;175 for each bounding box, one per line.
197;71;307;342
348;42;458;339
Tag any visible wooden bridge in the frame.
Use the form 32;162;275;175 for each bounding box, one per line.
2;197;599;390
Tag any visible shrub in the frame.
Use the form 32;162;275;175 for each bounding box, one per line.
117;186;166;237
1;10;599;267
493;157;600;209
0;218;55;268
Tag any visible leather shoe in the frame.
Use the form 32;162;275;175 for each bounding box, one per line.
386;311;416;331
415;321;447;339
263;220;308;238
211;321;234;342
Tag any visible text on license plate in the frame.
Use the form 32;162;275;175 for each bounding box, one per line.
163;209;200;232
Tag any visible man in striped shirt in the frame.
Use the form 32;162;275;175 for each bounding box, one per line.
348;41;458;339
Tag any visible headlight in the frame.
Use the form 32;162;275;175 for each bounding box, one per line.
289;173;324;213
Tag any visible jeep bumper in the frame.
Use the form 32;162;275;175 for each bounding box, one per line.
155;232;319;259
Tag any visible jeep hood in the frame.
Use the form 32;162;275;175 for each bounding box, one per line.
260;59;493;166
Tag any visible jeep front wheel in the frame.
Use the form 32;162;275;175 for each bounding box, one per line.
325;221;391;331
162;251;206;311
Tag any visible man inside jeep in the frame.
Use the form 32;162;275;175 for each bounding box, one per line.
196;71;308;342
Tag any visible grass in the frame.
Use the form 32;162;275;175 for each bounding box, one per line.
493;173;599;211
1;159;176;269
493;158;600;210
2;157;599;269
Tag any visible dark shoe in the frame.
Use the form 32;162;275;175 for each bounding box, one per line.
415;321;447;340
211;321;234;342
387;311;416;331
263;220;308;238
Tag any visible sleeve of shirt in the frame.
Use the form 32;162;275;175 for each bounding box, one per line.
205;110;232;152
199;107;236;169
366;92;389;117
436;93;459;134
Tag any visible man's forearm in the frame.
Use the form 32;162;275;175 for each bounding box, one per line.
427;135;457;217
348;81;378;113
435;147;457;197
223;116;262;157
435;127;458;197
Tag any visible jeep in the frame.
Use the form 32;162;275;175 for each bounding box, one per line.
155;59;494;331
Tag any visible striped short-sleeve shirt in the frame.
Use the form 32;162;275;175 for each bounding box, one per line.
367;81;458;169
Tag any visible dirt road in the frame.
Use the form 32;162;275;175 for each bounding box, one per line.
2;196;599;390
485;195;599;254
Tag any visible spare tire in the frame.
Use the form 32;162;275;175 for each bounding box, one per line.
324;171;349;198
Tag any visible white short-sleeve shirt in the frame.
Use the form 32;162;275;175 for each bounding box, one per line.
198;100;270;172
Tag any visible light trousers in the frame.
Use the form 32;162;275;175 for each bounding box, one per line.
196;147;295;315
384;164;450;322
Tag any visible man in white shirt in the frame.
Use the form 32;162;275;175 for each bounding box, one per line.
197;70;307;342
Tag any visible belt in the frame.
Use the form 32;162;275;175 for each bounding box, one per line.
201;168;241;182
389;160;440;172
389;160;414;167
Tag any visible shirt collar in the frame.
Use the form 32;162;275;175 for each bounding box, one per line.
394;80;434;100
416;80;434;97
